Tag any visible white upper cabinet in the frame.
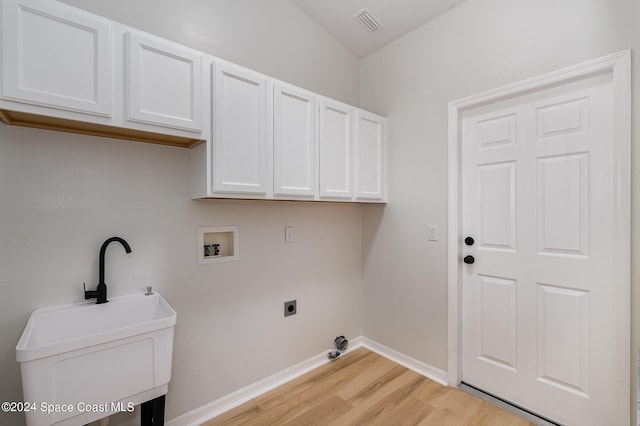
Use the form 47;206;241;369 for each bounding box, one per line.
212;62;267;194
0;0;206;147
319;99;353;199
355;110;385;200
1;0;112;116
273;83;317;198
126;31;203;132
0;0;386;203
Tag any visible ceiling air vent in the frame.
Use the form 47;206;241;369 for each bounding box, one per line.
353;7;384;33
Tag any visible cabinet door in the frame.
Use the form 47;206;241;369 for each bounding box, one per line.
319;99;353;199
273;83;316;197
126;31;203;132
1;0;111;116
355;110;384;200
213;62;267;194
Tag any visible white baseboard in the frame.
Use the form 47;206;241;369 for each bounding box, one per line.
166;337;363;426
166;336;448;425
360;337;448;386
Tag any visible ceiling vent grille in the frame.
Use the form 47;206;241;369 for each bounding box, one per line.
353;7;384;33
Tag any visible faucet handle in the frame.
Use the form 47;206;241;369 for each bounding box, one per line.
145;286;154;296
84;282;98;300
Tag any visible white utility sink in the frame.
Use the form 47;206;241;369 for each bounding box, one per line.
16;292;177;426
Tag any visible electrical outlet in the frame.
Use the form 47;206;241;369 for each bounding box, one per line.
284;300;297;317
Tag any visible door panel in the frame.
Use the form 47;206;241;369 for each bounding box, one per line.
273;83;316;197
537;98;587;140
126;31;203;132
213;63;267;194
478;162;516;251
1;0;111;116
536;283;589;396
537;153;589;257
477;114;516;148
355;111;384;200
462;72;614;425
478;274;517;372
319;99;352;199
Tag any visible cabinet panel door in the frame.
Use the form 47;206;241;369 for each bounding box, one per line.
126;31;202;132
213;63;267;194
1;0;111;116
319;99;353;199
273;83;316;197
355;110;384;200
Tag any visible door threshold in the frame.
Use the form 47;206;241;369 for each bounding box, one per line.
459;382;561;426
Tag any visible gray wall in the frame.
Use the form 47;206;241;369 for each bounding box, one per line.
360;0;640;419
0;1;362;425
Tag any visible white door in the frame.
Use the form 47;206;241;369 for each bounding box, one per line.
273;82;317;197
354;110;384;201
212;62;267;194
461;72;617;425
1;0;112;116
126;31;203;132
319;99;353;199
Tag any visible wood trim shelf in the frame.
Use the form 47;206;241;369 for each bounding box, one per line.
0;110;203;148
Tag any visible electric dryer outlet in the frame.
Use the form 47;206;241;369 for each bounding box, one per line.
284;300;297;317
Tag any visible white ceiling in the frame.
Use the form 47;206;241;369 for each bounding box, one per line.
292;0;466;57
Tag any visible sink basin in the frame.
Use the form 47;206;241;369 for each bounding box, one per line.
16;292;177;426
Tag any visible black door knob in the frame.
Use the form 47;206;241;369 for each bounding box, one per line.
464;255;475;264
465;237;474;246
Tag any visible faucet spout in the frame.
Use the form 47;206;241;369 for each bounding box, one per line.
86;237;132;304
99;237;132;286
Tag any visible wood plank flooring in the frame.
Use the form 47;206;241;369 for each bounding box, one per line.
202;348;534;426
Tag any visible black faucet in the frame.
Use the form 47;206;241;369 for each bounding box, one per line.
84;237;132;304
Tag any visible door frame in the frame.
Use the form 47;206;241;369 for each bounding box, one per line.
447;50;631;422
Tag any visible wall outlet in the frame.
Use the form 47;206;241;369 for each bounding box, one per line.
284;300;297;317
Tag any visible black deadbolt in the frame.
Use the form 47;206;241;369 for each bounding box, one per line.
465;237;474;246
463;255;475;264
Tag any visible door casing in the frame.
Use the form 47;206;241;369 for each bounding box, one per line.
447;50;631;424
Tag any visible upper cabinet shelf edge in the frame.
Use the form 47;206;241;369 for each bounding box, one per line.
0;0;207;148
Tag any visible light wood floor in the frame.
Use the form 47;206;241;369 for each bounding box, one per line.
202;348;534;425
